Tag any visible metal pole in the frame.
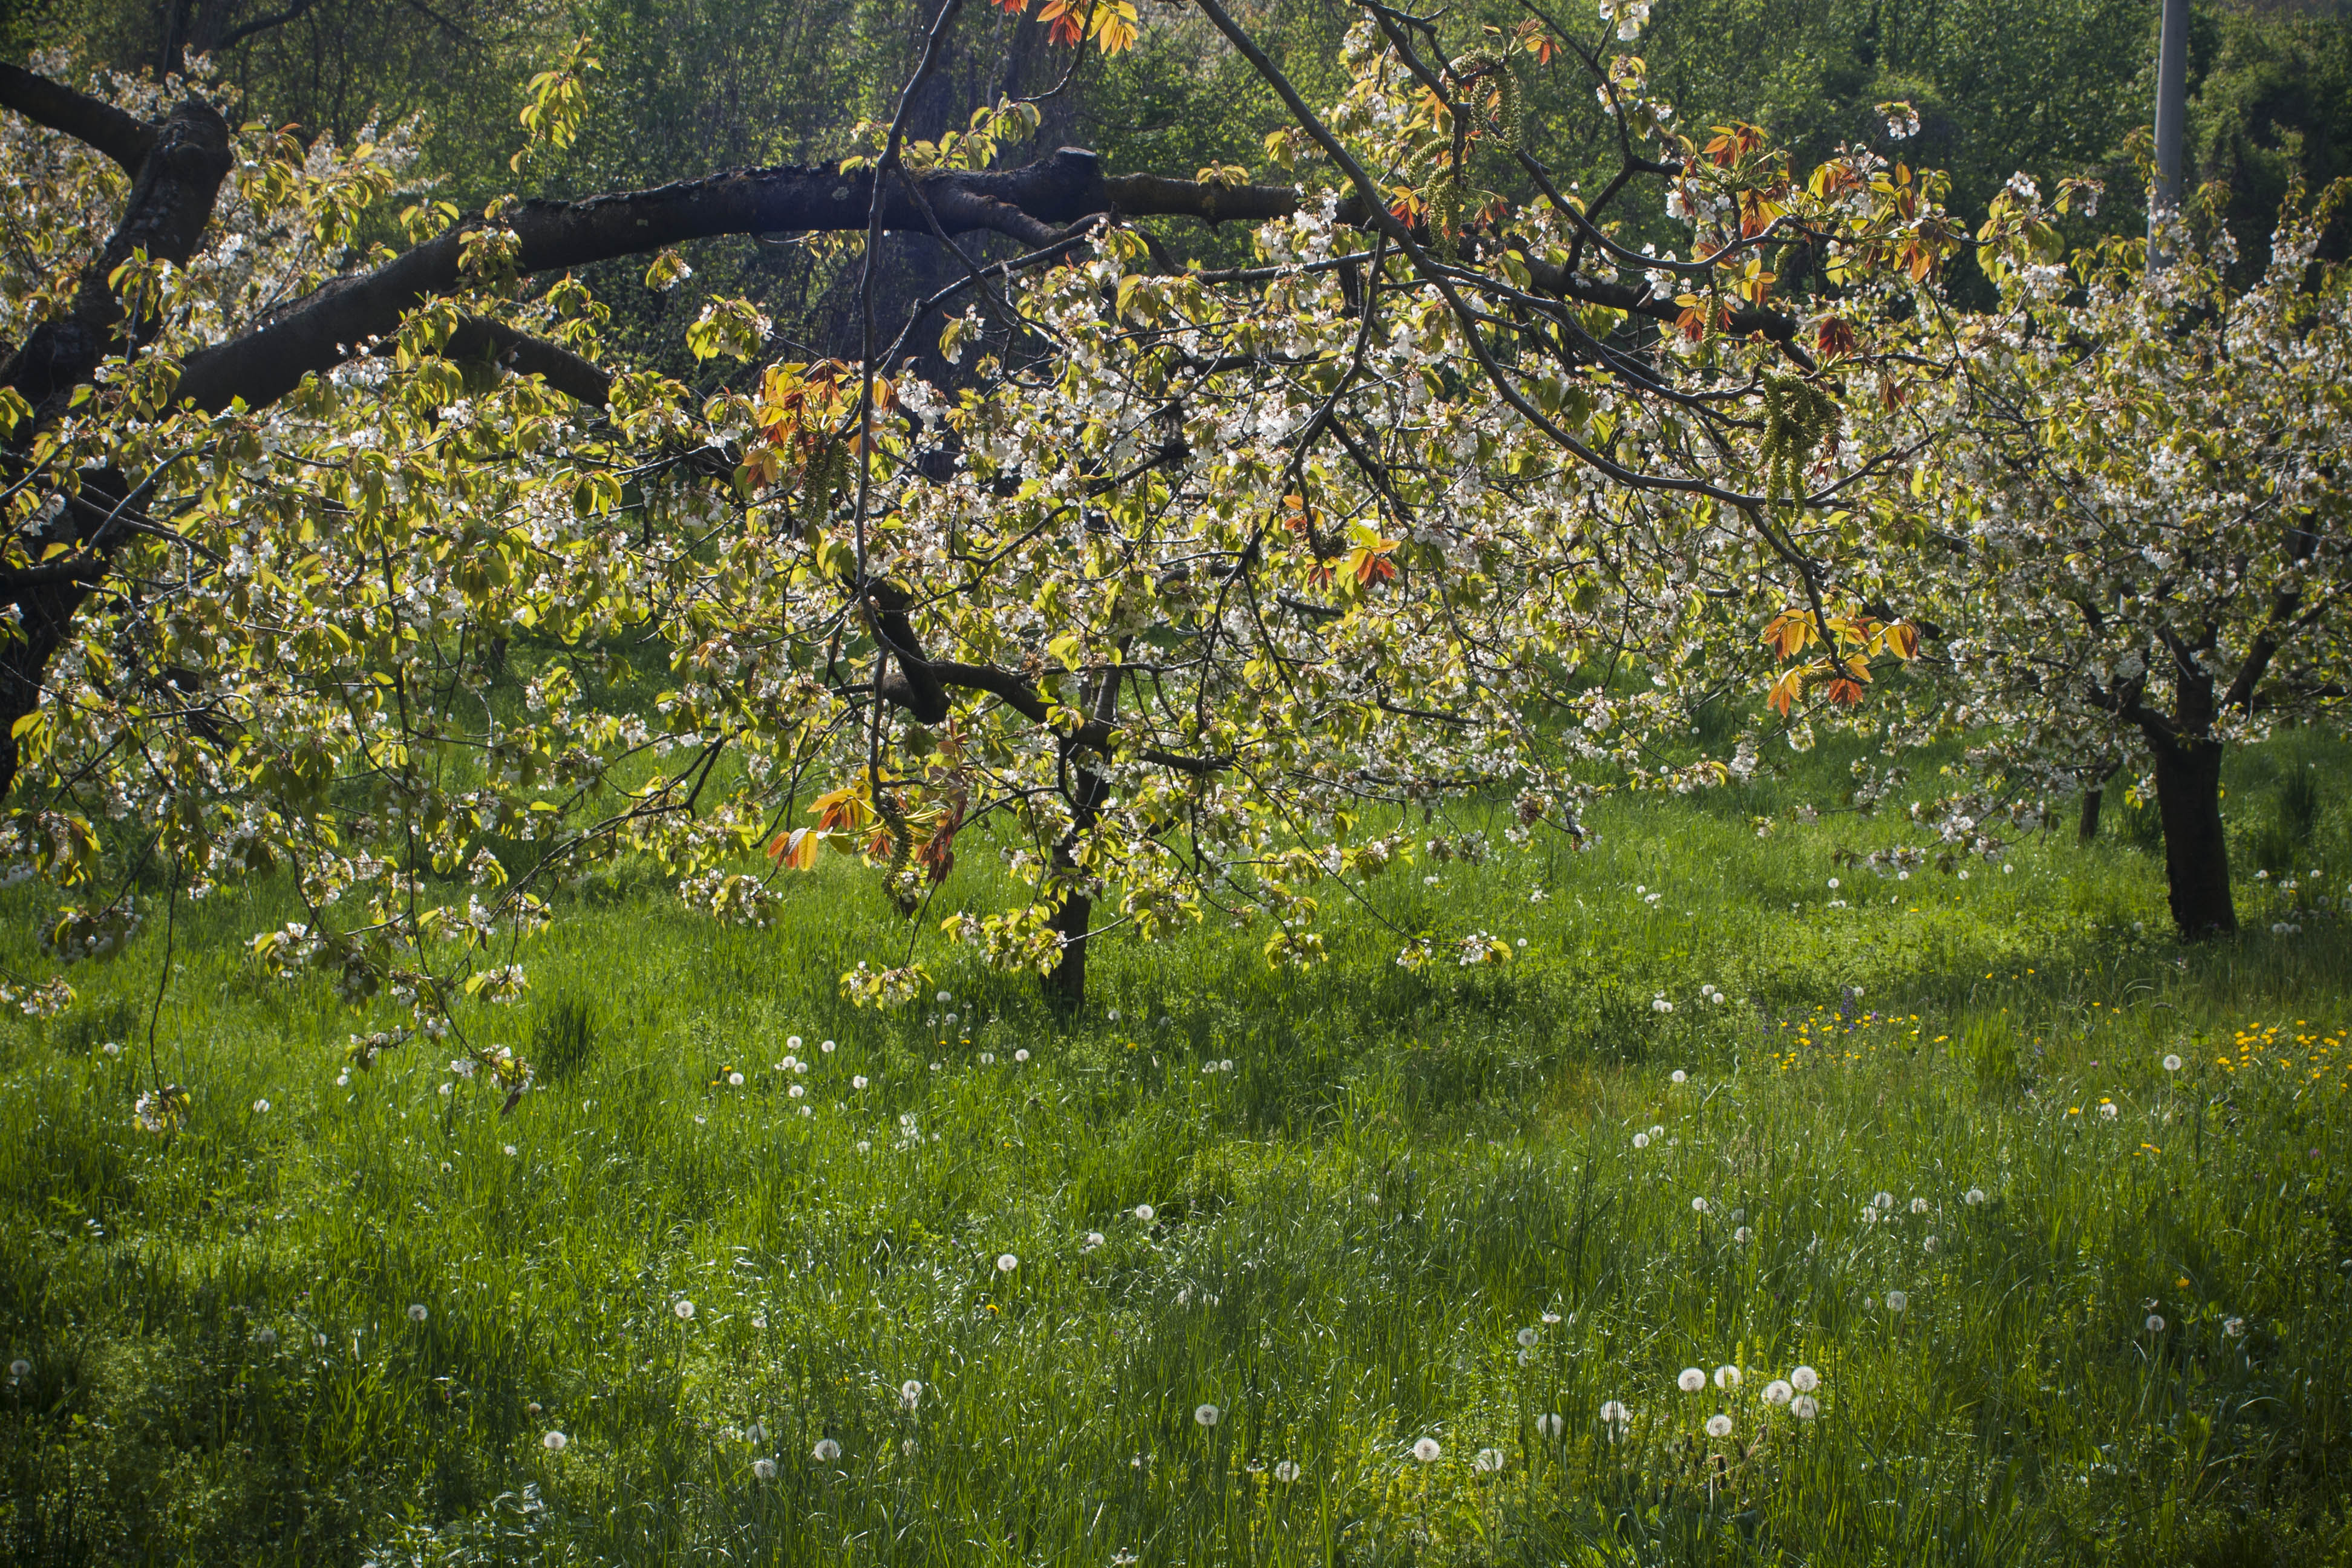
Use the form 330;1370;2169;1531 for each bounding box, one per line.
2148;0;2188;267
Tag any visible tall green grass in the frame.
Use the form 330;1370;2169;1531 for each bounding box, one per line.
1;736;2347;1565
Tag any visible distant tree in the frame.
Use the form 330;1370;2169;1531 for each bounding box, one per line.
1859;180;2350;936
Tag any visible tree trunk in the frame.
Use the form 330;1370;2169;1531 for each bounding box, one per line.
1041;660;1123;1007
2077;788;2103;845
2153;737;2235;938
1043;886;1093;1008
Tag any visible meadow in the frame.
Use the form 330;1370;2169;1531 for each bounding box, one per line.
1;732;2347;1567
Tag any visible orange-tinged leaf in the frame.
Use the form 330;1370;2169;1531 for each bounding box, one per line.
769;826;822;871
1824;677;1868;706
1766;668;1807;717
1884;619;1921;659
1760;610;1815;661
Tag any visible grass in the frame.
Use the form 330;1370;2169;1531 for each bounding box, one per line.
1;734;2348;1566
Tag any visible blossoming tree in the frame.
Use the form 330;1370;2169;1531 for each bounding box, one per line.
1867;180;2350;936
0;0;1946;1047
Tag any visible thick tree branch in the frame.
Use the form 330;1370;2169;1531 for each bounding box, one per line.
0;62;157;174
174;148;1301;416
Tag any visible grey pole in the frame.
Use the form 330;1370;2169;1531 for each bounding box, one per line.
2148;0;2188;267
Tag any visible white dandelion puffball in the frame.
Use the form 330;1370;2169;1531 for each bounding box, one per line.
1632;1132;1650;1149
1791;1394;1819;1419
543;1430;568;1451
1517;1327;1540;1348
1013;1048;1030;1062
1671;1070;1688;1084
996;1253;1019;1273
728;1071;745;1087
1677;1367;1707;1393
1715;1365;1742;1390
2163;1053;2183;1072
2146;1314;2166;1333
1734;1226;1754;1244
2099;1102;2118;1120
751;1316;767;1330
788;1084;805;1099
1909;1197;1929;1214
901;1380;923;1410
254;1328;276;1345
852;1075;869;1089
252;1099;270;1114
1762;1379;1792;1406
1083;1231;1105;1250
813;1437;841;1461
673;1299;695;1321
1598;1400;1630;1426
1789;1365;1820;1392
1274;1459;1302;1483
786;1036;802;1051
1828;878;1840;890
855;1140;871;1153
753;1457;777;1479
1134;1204;1155;1222
1873;1191;1895;1211
408;1304;429;1322
1195;1403;1220;1428
1965;1187;1986;1206
1650;1125;1664;1139
936;991;952;1004
979;1052;995;1065
1922;1235;1938;1254
1691;1197;1710;1214
8;1359;30;1379
1219;1059;1235;1073
1474;1447;1506;1473
1705;1414;1733;1439
2224;1316;2246;1339
821;1039;836;1053
503;1144;517;1157
1537;1413;1565;1438
1885;1291;1908;1314
1411;1437;1442;1463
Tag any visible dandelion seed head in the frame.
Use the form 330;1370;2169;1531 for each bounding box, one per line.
1677;1367;1706;1393
1714;1365;1741;1389
1274;1459;1302;1482
1474;1447;1506;1472
1083;1230;1104;1249
1134;1204;1155;1222
1671;1070;1688;1083
901;1380;923;1409
996;1253;1018;1273
1411;1437;1442;1463
1885;1290;1908;1313
8;1359;29;1379
1705;1414;1733;1438
2146;1313;2166;1333
1734;1226;1754;1243
2224;1316;2246;1338
1537;1412;1565;1437
1598;1399;1630;1426
753;1457;777;1478
407;1304;428;1322
813;1438;840;1461
1517;1327;1540;1348
673;1299;695;1320
1013;1048;1030;1062
1632;1132;1650;1149
1762;1379;1792;1405
252;1099;270;1113
543;1430;567;1451
2163;1053;2183;1072
1909;1197;1929;1214
1965;1187;1986;1205
1195;1403;1220;1428
1789;1365;1819;1392
1791;1394;1819;1419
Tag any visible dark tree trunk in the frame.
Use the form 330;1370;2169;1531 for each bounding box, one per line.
2153;736;2235;938
1041;662;1123;1007
2077;788;2103;844
1044;884;1094;1008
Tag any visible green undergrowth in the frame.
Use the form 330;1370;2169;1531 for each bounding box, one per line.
0;736;2348;1566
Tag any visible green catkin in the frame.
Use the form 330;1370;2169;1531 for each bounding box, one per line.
1762;372;1839;503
